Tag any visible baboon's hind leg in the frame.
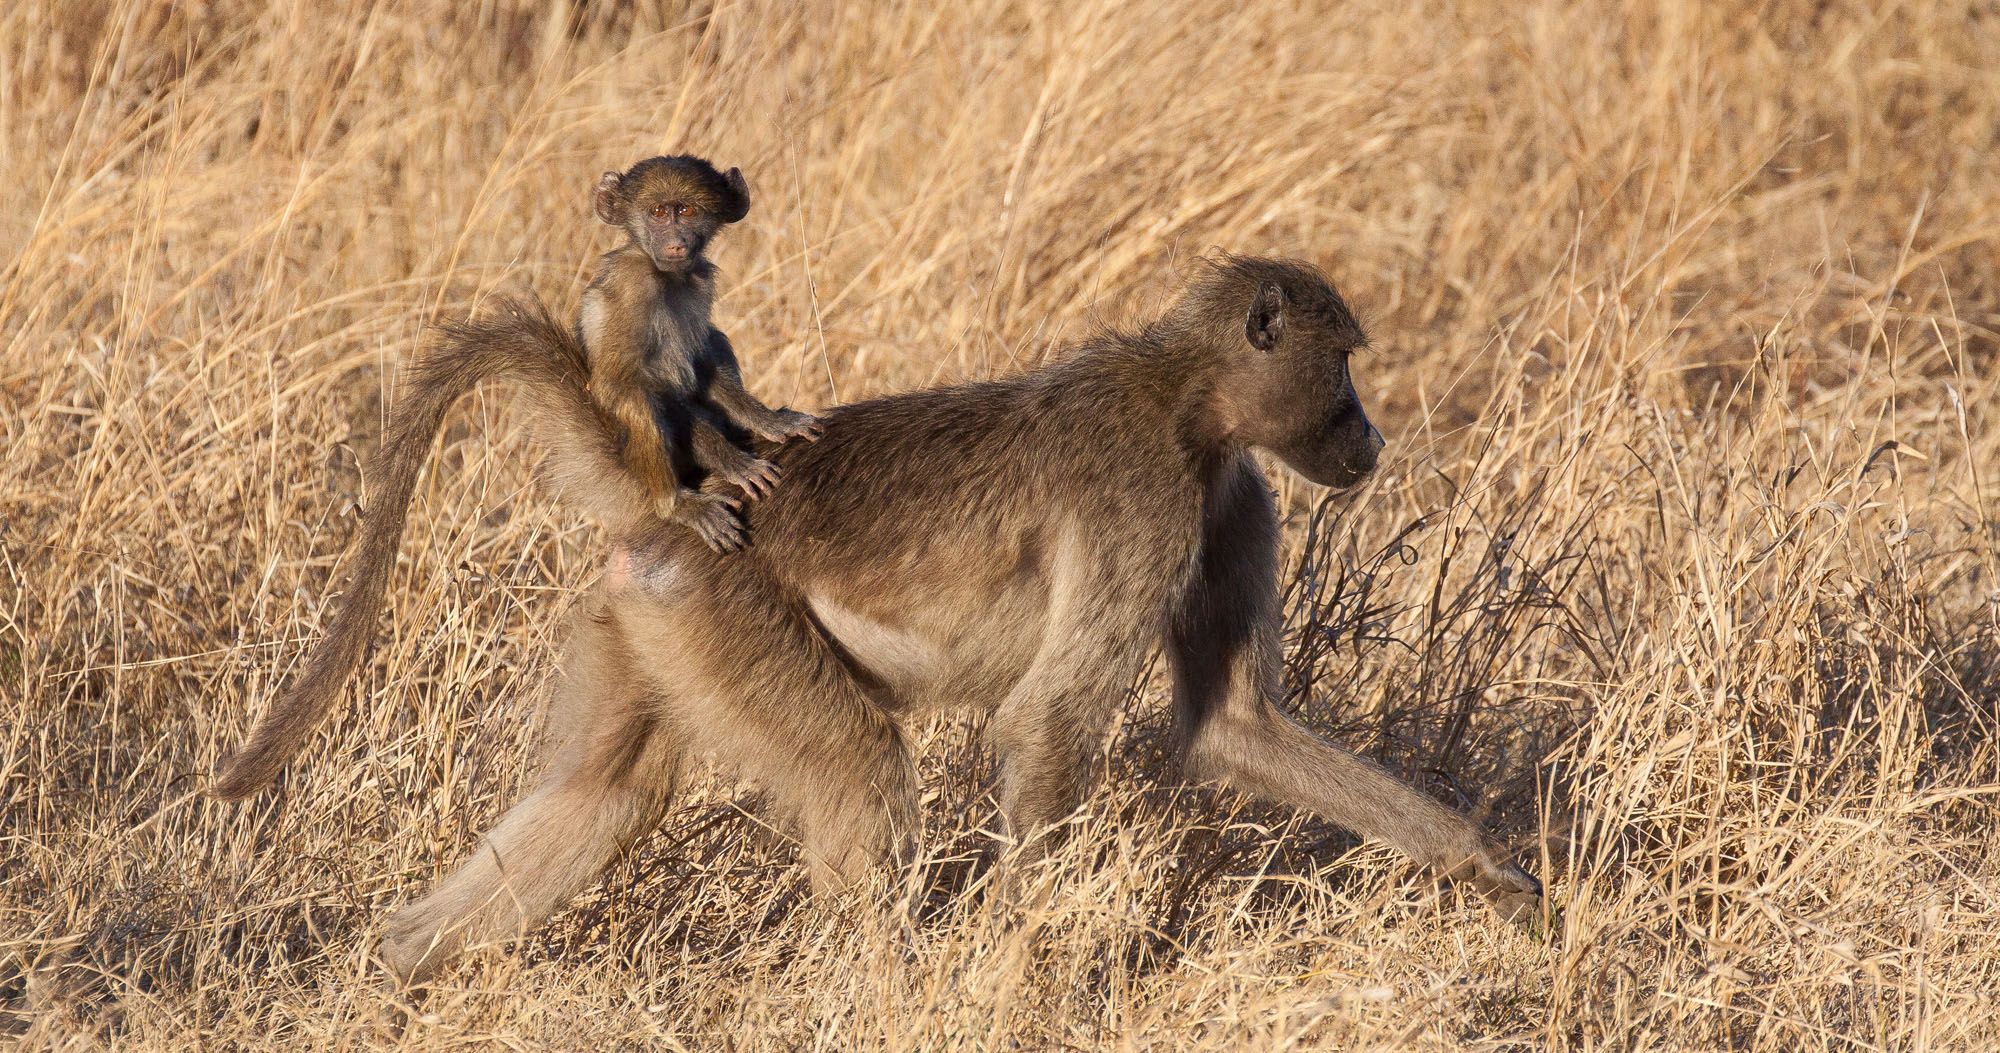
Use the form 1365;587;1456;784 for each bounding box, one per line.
381;598;680;983
625;569;920;895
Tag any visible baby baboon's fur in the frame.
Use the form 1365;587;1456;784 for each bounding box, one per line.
213;254;1542;980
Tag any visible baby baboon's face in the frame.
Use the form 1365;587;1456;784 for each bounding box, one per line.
594;155;751;274
1224;267;1384;489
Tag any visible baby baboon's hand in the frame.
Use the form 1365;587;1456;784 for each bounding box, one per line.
718;454;783;501
769;409;825;443
682;494;745;554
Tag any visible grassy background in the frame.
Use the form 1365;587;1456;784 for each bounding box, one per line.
4;0;1998;1048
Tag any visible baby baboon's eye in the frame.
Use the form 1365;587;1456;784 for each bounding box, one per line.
651;202;671;219
676;202;694;217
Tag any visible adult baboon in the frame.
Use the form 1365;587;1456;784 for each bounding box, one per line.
214;254;1542;981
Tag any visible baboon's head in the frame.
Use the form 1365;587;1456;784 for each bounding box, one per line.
594;155;751;274
1192;256;1385;489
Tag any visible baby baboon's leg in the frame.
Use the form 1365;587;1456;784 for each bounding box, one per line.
625;569;918;893
1168;463;1541;918
381;596;680;982
688;415;781;499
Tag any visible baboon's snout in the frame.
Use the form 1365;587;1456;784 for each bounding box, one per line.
1325;419;1384;487
1276;423;1382;489
650;241;696;272
1339;414;1385;478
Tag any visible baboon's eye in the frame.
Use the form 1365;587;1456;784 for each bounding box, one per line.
676;202;695;218
651;203;671;219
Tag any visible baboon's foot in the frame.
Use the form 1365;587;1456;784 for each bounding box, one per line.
677;494;745;554
379;904;451;986
718;454;782;500
378;893;500;986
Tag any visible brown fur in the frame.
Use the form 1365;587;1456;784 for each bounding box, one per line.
208;301;650;800
581;155;822;553
214;254;1542;979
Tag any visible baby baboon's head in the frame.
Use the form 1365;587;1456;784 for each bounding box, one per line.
593;155;751;274
1190;255;1385;488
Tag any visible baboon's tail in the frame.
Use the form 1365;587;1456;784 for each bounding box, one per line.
210;298;647;800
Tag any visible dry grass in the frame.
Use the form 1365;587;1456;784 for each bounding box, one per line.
3;0;1998;1048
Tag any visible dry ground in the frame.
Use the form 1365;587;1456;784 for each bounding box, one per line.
4;0;1999;1049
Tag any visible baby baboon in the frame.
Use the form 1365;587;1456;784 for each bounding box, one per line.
208;159;815;798
582;155;823;553
213;254;1542;982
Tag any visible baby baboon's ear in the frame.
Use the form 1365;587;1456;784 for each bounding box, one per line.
1245;281;1286;351
718;167;751;223
593;172;625;225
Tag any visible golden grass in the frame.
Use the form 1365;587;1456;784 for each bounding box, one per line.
4;0;1998;1047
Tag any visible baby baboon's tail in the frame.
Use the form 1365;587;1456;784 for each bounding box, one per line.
211;298;648;799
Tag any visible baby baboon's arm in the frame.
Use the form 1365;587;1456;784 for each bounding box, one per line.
703;329;824;444
581;284;680;517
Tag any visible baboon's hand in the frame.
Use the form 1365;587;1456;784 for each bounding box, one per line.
769;409;825;443
683;495;746;554
1457;854;1544;928
719;455;783;500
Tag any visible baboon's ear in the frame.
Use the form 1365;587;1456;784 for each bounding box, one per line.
592;172;624;225
718;167;751;223
1245;281;1286;351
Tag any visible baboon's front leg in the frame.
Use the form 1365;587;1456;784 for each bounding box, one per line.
380;596;680;983
597;384;679;518
988;666;1131;856
1168;461;1542;920
988;579;1157;859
